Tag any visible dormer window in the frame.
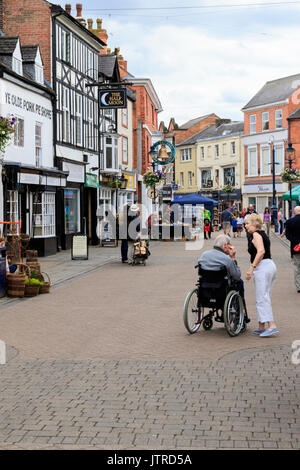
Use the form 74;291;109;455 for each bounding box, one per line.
12;56;22;75
35;65;43;84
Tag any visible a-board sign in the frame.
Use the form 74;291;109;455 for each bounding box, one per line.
71;234;88;260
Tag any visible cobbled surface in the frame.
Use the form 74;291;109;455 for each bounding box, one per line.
0;344;299;450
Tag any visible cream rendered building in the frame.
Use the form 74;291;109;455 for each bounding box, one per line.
175;143;198;193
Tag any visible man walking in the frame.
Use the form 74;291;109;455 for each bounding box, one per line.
221;204;233;236
285;206;300;293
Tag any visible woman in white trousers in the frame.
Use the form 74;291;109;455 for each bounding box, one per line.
245;214;278;337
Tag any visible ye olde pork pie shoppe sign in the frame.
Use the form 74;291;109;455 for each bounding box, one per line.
5;92;52;119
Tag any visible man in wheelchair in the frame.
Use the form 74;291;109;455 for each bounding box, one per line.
183;234;250;336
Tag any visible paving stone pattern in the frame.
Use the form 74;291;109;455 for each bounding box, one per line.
0;345;299;449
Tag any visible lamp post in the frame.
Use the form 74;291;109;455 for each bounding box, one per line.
114;173;127;215
285;142;296;218
269;136;279;232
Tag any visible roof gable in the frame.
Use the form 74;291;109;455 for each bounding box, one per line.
242;73;300;110
0;37;19;56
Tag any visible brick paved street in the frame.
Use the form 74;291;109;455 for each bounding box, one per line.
0;233;299;450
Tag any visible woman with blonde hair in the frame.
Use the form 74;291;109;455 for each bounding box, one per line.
244;213;278;337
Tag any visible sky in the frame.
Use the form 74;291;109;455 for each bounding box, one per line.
52;0;300;127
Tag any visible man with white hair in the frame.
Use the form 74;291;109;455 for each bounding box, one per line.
198;234;241;281
285;206;300;293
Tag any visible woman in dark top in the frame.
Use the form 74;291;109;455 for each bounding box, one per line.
244;213;278;337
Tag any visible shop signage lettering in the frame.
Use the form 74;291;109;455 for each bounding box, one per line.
99;89;127;109
5;93;52;119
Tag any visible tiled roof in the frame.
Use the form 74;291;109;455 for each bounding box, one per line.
288;107;300;120
178;113;217;130
98;55;118;78
177;121;244;146
242;73;300;110
21;45;38;63
0;37;18;55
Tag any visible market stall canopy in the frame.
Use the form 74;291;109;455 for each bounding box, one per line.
172;193;218;214
282;185;300;201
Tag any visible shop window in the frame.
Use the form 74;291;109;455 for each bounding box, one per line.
201;169;212;188
223;167;235;186
7;190;19;235
32;192;55;238
64;189;80;234
248;197;256;211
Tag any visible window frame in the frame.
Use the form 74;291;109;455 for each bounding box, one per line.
247;145;258;177
275;109;283;129
260;144;271;176
250;114;256;134
14;116;24;147
262;112;269;131
32;191;56;238
122;136;128;164
35;122;42;167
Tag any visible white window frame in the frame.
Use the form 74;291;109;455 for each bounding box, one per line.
188;171;193;187
87;100;94;149
32;191;56;238
12;56;23;75
201;169;212;188
35;122;42;167
35;65;43;84
215;144;219;158
180;148;192;161
180;172;184;187
200;146;205;160
63;87;70;142
248;146;258;177
260;145;271;176
7;190;19;235
122;136;128;164
122;107;128;127
14;116;24;147
262;112;269;131
76;94;83;146
104;136;118;171
250;115;256;134
275;143;284;175
231;141;236;155
275;109;282;129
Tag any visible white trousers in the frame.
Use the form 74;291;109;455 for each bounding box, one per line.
253;259;277;323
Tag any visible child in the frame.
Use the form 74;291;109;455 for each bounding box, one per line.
203;216;211;240
231;216;238;238
236;213;244;237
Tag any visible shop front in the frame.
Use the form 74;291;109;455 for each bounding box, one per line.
243;183;285;215
2;164;68;256
83;173;99;245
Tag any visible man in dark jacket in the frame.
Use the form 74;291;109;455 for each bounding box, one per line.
285;206;300;292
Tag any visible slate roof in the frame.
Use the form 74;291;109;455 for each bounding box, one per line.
0;37;19;55
242;73;300;110
98;55;118;79
21;45;38;63
178;113;217;130
287;107;300;120
177;121;244;146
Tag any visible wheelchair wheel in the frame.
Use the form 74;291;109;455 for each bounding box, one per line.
202;317;213;331
223;290;245;337
183;288;203;334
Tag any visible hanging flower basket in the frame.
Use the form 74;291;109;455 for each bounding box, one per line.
143;171;165;188
0;115;16;155
108;180;123;189
280;168;300;183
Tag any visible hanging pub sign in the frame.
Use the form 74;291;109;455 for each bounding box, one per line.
99;89;127;109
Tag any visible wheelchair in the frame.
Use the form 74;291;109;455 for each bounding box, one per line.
183;264;250;337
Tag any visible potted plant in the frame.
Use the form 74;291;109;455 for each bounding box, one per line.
222;185;235;193
24;277;42;297
143;170;165;188
109;179;123;189
280;168;300;183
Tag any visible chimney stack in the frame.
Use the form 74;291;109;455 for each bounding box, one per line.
65;4;71;15
75;3;86;27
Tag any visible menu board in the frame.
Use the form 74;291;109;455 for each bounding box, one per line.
71;235;88;260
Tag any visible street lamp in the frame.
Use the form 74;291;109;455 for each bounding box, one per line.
285;142;296;218
269;136;279;232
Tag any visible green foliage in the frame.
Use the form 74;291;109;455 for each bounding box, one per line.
0;115;16;154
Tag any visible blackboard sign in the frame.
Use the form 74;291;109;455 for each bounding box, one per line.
71;235;88;260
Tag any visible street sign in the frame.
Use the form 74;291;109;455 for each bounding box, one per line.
99;89;127;109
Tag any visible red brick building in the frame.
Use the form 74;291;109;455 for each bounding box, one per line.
242;73;300;216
